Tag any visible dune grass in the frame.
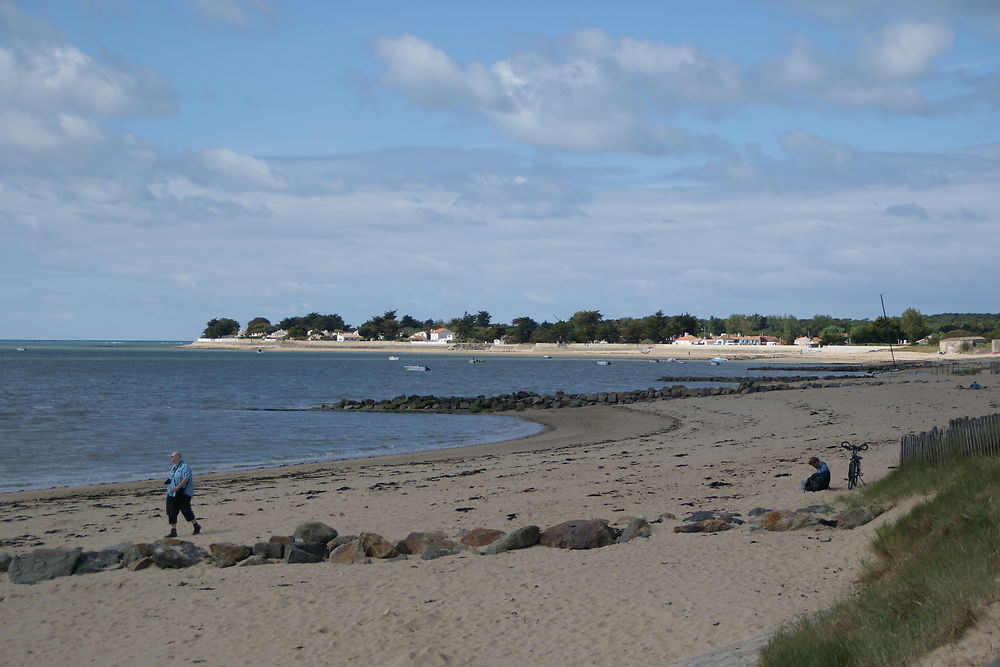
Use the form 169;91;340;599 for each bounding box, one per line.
758;457;1000;666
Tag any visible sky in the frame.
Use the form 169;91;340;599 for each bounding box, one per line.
2;0;998;340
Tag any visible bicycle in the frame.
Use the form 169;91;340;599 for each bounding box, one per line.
842;441;869;490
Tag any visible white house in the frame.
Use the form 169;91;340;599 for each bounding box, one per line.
673;334;704;345
335;331;362;341
429;328;454;343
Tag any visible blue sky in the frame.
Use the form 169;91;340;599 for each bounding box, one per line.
2;0;998;340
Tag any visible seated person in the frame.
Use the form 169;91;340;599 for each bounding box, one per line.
802;456;831;492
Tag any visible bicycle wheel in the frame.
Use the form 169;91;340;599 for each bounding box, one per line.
848;459;859;490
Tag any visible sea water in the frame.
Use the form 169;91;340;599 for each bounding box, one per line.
0;341;858;492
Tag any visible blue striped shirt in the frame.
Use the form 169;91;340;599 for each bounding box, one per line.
167;460;194;497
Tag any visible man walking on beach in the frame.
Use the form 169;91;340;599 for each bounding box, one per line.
165;451;201;537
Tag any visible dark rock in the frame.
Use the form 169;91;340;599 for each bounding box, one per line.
460;528;506;548
73;548;124;575
8;548;82;584
403;531;448;555
151;539;209;568
268;535;294;545
0;552;11;573
122;542;154;565
421;540;463;560
617;517;652;543
539;519;616;550
253;541;285;559
285;542;325;564
210;543;252;568
360;532;398;559
285;542;326;563
482;526;541;555
293;521;338;544
329;539;369;564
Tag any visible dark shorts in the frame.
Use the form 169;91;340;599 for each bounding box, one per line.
166;493;196;523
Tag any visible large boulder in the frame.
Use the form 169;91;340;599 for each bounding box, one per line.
8;548;82;584
539;520;616;550
293;522;338;544
151;539;209;568
0;552;11;573
360;532;398;559
285;542;325;564
402;531;448;555
73;548;124;575
421;540;463;561
122;543;155;565
210;543;252;568
252;541;285;559
460;528;505;548
482;526;540;554
329;539;370;565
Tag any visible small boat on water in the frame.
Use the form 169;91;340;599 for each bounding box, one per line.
665;357;676;362
403;365;429;372
648;358;660;363
16;347;27;352
709;357;728;365
468;358;484;364
597;360;612;366
542;355;552;359
388;356;400;360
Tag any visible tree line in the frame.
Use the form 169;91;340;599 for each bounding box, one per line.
201;309;1000;345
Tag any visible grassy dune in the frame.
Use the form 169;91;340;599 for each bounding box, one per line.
759;458;1000;666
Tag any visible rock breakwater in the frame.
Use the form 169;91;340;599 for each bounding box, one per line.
316;378;888;414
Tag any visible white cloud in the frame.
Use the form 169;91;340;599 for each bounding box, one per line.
374;19;983;152
859;23;953;80
200;148;285;189
373;30;727;154
0;41;173;117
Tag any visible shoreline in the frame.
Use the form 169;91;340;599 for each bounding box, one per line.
3;374;998;665
184;337;950;364
0;405;665;503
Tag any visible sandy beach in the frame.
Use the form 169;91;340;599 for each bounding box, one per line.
184;338;945;365
2;369;998;665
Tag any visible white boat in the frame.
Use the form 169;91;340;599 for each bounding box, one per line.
648;358;660;363
709;357;728;365
468;358;484;364
665;357;676;362
403;365;429;372
542;355;552;359
597;360;612;366
388;356;400;360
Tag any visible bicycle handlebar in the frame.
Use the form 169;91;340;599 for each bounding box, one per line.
841;441;869;451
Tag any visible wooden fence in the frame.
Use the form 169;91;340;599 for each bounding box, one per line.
900;414;1000;465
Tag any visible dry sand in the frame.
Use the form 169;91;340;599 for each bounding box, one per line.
2;371;999;666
